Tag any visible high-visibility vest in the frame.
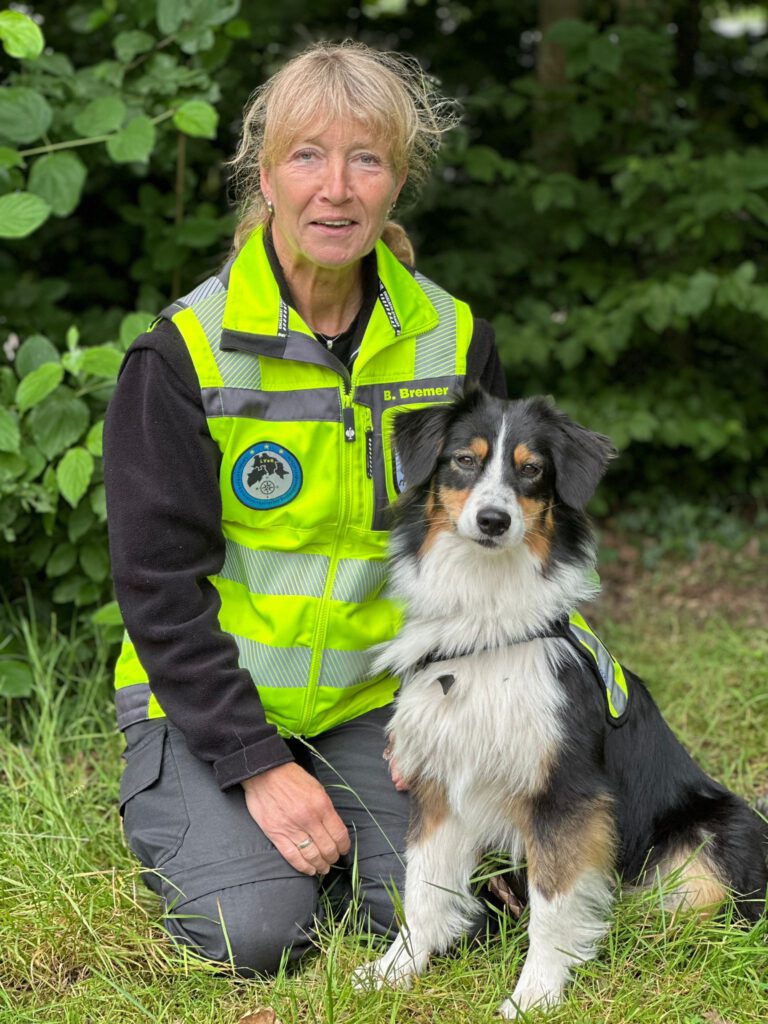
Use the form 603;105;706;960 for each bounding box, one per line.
114;226;474;737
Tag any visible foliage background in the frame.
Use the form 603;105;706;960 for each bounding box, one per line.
1;0;767;650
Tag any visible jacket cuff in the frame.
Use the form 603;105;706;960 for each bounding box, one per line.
213;733;294;790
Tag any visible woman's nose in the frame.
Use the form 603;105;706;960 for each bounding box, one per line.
321;156;351;203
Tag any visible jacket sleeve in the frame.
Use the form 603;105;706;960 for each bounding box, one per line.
468;317;508;399
103;322;294;790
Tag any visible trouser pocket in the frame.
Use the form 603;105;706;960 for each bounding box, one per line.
119;722;190;869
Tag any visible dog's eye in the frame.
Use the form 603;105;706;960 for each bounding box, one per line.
519;463;542;479
453;454;476;470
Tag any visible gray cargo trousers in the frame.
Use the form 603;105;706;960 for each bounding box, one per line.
119;704;409;975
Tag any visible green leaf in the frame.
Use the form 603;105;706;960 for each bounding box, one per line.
113;30;155;63
0;11;44;60
546;19;594;47
0;146;22;168
68;501;95;543
91;600;124;627
0;407;20;454
588;35;621;75
85;420;104;457
0;192;51;239
52;574;86;603
46;542;77;577
57;447;94;508
73;95;127;137
106;115;156;163
119;311;154;348
225;17;250;39
569;106;602;145
28;152;88;218
157;0;189;34
80;345;123;379
0;87;53;144
0;452;26;483
16;334;60;378
90;482;107;521
79;540;110;582
28;391;90;458
173;99;219;139
0;660;34;698
15;363;64;411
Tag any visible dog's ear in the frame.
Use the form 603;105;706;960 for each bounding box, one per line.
393;404;455;492
545;405;616;510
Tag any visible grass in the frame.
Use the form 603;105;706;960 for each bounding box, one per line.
1;554;767;1024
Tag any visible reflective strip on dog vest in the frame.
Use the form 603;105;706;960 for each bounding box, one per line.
568;611;629;719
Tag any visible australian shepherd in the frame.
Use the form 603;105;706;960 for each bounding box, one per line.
354;389;767;1017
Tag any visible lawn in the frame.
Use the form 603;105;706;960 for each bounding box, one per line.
1;541;766;1024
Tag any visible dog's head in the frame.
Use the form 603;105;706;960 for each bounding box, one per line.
393;388;615;557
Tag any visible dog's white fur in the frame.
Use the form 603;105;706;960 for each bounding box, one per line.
354;495;609;1016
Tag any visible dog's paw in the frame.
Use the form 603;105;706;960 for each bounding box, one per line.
497;983;564;1018
352;958;414;992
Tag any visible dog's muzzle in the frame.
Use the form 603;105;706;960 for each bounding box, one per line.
476;506;512;538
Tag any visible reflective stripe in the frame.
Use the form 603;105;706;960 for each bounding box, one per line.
332;558;388;603
319;647;377;688
414;273;458;378
568;611;629;718
181;279;263;390
234;635;313;687
201;386;341;421
115;682;152;729
218;543;386;604
220;545;329;599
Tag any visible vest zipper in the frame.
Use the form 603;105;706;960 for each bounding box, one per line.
298;386;356;734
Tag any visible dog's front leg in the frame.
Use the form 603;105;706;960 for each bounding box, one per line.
353;812;480;990
498;800;615;1018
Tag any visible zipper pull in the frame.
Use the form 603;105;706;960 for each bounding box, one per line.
343;406;356;442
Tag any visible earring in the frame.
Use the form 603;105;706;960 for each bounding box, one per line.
388;202;396;215
265;197;273;215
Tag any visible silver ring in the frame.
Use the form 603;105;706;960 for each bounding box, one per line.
296;837;314;851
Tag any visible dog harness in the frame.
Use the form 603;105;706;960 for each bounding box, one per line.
113;226;474;738
415;610;630;725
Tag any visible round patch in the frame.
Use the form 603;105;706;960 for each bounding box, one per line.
232;443;302;510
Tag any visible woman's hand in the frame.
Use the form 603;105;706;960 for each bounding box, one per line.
241;762;350;876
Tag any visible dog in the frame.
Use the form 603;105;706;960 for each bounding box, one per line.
353;388;768;1017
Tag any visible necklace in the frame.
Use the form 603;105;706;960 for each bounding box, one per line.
315;329;344;351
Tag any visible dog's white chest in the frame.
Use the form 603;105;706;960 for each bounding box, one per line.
390;642;566;805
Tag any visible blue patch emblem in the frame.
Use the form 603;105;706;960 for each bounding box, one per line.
232;443;302;510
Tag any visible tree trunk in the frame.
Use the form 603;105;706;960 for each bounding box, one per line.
533;0;582;172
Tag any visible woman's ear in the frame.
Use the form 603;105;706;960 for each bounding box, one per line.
392;404;455;492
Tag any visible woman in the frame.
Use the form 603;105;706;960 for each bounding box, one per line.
104;40;506;975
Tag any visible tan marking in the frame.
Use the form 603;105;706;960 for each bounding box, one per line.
657;847;727;918
517;496;555;564
408;777;450;844
513;443;539;469
523;794;617;900
468;437;489;460
438;484;471;525
419;489;452;556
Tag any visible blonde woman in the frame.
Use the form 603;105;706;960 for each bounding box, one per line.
105;40;506;973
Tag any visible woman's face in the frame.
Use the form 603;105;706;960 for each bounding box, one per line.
260;120;405;273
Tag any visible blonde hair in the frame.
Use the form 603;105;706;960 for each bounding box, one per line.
228;40;460;260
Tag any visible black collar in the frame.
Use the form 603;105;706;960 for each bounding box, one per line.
412;617;570;674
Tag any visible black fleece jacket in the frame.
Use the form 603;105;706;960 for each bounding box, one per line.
104;256;507;791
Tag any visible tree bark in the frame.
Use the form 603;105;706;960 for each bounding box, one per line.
533;0;582;172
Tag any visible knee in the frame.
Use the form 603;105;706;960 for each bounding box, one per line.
165;878;318;976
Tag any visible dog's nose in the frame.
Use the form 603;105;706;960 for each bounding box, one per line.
476;507;512;537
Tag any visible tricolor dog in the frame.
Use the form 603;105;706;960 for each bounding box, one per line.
354;389;767;1017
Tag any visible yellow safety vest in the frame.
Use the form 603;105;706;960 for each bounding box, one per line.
114;226;474;737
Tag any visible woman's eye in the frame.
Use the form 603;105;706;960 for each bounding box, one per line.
358;152;382;165
520;463;542;479
294;149;316;162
